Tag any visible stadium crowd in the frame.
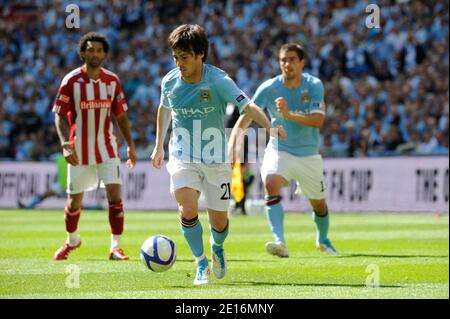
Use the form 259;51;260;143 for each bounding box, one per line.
0;0;448;161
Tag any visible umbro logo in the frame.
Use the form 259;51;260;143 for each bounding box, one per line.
77;78;85;83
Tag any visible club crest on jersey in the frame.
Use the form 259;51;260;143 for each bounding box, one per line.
200;90;211;102
301;93;311;103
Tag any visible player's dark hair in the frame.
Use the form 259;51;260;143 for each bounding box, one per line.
168;24;209;62
77;32;110;61
280;43;305;61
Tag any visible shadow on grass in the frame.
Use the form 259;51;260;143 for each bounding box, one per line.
337;254;449;258
75;258;282;263
221;281;403;288
76;254;448;263
167;258;282;263
169;281;403;289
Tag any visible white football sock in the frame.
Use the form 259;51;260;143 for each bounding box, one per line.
67;232;80;246
111;234;121;251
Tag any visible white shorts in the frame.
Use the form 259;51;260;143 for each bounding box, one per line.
261;146;326;200
166;159;232;212
67;158;122;194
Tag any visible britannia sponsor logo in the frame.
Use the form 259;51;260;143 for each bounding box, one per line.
80;99;112;110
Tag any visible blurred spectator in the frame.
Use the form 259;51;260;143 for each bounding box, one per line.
330;130;349;157
383;124;405;155
417;131;439;155
0;0;448;161
430;131;449;155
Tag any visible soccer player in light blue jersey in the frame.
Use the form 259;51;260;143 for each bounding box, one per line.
150;24;286;285
230;43;338;258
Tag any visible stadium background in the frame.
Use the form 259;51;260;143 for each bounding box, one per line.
0;0;448;301
0;0;448;212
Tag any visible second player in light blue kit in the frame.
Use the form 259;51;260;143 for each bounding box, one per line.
230;43;338;258
151;24;286;285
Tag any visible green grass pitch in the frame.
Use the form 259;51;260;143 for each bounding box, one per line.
0;209;448;299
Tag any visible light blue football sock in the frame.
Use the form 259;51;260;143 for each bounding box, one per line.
313;212;329;244
210;222;229;253
266;203;285;244
27;195;43;209
181;220;204;258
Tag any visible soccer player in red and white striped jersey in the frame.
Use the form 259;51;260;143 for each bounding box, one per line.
52;32;137;261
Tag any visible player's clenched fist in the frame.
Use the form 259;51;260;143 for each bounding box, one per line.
62;143;79;166
127;146;137;169
151;147;165;169
275;97;289;118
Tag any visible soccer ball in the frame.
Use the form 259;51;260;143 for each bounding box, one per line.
140;235;176;272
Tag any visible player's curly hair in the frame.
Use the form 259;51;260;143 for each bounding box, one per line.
77;32;110;61
168;24;208;62
280;43;306;61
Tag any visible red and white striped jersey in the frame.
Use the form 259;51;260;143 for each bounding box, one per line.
53;66;128;165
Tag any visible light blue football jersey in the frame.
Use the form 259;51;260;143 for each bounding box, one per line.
161;64;250;163
252;73;325;157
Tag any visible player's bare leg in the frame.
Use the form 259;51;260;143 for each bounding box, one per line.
310;199;337;255
53;193;83;260
264;175;290;257
175;188;210;285
207;209;228;279
105;183;128;260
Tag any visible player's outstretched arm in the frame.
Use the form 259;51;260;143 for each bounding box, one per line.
228;114;253;165
151;104;172;169
116;112;137;168
55;113;79;166
228;103;287;164
243;102;287;141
